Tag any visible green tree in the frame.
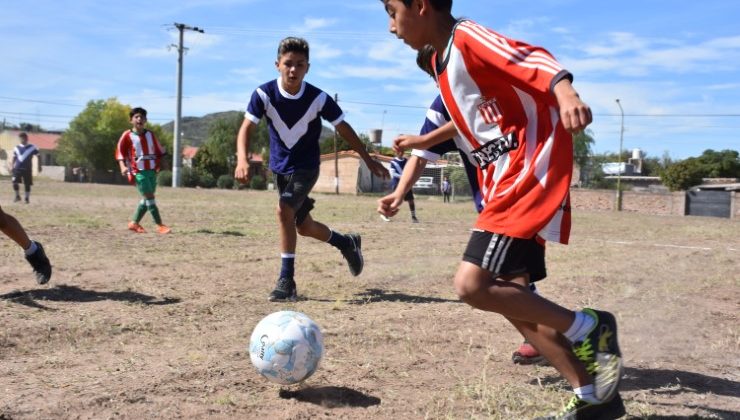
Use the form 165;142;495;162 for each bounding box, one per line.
573;129;594;171
194;114;271;178
661;158;705;191
56;98;173;178
319;130;373;154
695;149;740;178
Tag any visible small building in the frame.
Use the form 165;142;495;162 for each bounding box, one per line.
182;146;199;168
315;151;393;194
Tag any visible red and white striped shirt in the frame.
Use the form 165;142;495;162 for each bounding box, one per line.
435;20;573;244
115;129;165;173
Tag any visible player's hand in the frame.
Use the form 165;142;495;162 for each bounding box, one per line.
559;98;592;133
234;161;250;184
368;160;389;179
553;79;592;133
392;134;422;153
377;193;403;218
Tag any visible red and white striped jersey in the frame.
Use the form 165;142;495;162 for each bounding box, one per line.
115;129;165;173
435;20;573;244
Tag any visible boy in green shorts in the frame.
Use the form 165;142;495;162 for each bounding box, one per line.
116;107;171;234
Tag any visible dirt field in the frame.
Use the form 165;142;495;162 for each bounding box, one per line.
1;180;738;419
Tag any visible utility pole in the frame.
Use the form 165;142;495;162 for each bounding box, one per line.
615;99;625;211
334;93;339;194
171;22;204;187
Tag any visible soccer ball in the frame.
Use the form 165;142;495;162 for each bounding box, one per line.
249;311;324;385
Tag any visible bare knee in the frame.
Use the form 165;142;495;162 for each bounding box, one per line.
276;203;294;224
453;266;488;304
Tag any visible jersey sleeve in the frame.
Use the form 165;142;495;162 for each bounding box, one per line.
319;92;345;127
456;20;572;97
413;96;456;162
245;89;266;124
115;132;130;161
152;132;166;156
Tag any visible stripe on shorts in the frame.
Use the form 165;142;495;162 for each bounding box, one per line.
482;234;513;273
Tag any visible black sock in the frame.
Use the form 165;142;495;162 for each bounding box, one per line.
327;230;352;249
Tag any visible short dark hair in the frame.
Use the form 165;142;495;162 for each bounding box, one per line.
130;107;147;119
416;44;436;78
277;37;309;61
18;132;28;139
382;0;452;13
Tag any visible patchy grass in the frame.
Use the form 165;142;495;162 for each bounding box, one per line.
0;180;738;419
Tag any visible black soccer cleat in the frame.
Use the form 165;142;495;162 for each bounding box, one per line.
534;393;626;420
572;309;624;403
340;233;363;276
25;241;52;285
268;277;297;302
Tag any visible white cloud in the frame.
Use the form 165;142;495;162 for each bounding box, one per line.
302;17;337;31
311;42;343;60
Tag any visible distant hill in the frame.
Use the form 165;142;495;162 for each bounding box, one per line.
161;111;242;147
161;111;336;147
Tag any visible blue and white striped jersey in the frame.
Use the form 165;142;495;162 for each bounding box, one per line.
412;95;484;213
13;143;39;171
245;79;344;174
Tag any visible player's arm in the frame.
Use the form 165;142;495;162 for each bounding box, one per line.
115;136;131;176
553;79;592;133
377;155;427;218
393;121;457;153
335;121;389;179
235;118;256;184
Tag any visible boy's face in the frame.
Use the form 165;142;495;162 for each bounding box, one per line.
130;113;147;131
383;0;426;50
276;51;309;94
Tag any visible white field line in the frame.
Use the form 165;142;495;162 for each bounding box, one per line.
580;238;738;252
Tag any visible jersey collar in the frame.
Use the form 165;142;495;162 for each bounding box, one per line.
277;79;306;100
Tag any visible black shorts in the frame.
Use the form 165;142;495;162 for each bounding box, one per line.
274;168;319;225
462;230;547;282
391;179;414;201
12;169;33;186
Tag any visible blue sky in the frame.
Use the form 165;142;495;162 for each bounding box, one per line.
1;0;738;159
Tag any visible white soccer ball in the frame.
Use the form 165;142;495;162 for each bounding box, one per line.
249;310;324;385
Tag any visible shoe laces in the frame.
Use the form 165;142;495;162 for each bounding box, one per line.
573;340;598;375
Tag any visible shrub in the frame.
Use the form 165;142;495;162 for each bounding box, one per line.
199;172;217;189
250;174;267;190
661;159;705;191
217;174;235;190
157;170;172;187
181;167;200;188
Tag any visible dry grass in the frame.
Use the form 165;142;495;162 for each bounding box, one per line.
1;180;738;419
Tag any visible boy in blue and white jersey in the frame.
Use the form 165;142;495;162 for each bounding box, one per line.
388;150;419;223
235;37;389;302
11;132;40;204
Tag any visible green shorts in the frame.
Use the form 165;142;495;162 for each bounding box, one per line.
135;170;158;196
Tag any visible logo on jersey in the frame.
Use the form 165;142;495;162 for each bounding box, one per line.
477;97;503;126
470;132;518;169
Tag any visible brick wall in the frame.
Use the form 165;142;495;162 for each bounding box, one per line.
571;189;686;216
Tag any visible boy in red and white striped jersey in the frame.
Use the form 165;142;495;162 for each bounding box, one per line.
380;1;624;418
116;107;171;234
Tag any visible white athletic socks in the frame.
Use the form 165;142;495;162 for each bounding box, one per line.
24;241;38;256
574;384;599;404
564;311;596;343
